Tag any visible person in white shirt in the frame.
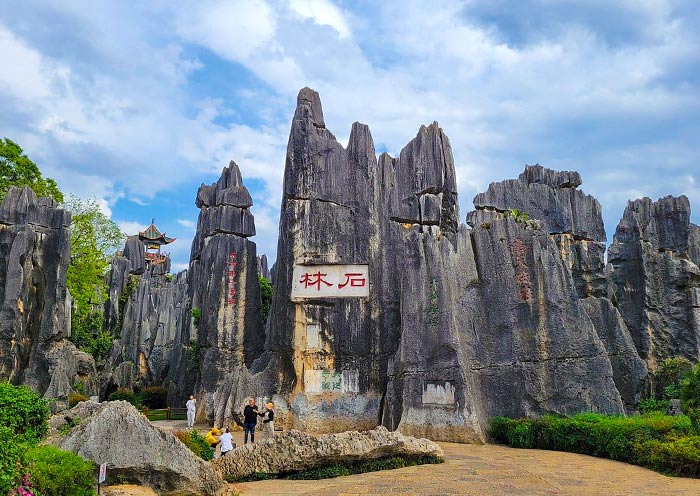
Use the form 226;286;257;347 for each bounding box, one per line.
219;428;234;456
185;394;196;428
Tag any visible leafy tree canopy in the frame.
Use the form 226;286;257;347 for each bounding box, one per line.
65;195;124;360
0;137;63;203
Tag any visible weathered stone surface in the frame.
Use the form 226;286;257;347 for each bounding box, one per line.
50;401;226;495
609;195;700;368
212;426;443;480
257;254;271;280
160;161;266;424
468;216;624;418
580;297;648;410
383;226;484;443
472;164;606;242
468;165;646;412
0;186;94;403
123;236;145;275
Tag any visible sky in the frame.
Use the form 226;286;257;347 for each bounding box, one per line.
1;0;698;271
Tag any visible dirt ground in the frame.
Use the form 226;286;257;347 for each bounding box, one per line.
124;421;700;495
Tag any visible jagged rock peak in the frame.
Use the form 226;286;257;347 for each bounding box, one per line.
519;163;582;189
471;164;605;242
296;87;325;128
0;186;71;229
196;160;253;209
613;195;692;252
217;160;243;190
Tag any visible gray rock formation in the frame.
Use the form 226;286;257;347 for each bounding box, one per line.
166;161;265;422
212;426;443;481
257;254;270;280
103;231;189;397
468;165;647;411
50;401;226;495
0;186;98;404
239;89;628;439
609;195;700;370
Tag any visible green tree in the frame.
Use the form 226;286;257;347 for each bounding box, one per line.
0;137;63;202
680;364;700;434
259;275;273;322
65;196;124;360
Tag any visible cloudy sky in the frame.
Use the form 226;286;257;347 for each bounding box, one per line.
1;0;698;270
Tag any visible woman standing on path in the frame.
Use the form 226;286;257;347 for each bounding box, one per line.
185;394;196;428
261;402;275;439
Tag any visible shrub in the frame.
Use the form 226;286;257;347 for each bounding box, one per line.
190;307;201;329
26;445;95;496
490;413;700;477
107;388;141;407
0;426;24;495
639;398;669;415
0;382;50;440
72;382;87;396
259;275;273;323
680;363;700;434
68;392;89;408
172;430;214;461
139;386;167;409
656;357;692;399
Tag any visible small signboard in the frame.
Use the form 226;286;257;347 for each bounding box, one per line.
291;264;369;299
98;463;107;484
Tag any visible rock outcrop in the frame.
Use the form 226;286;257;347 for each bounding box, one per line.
50;401;226;495
609;196;700;371
0;186;98;405
103;233;189;396
468;165;647;411
212;426;443;481
171;162;265;421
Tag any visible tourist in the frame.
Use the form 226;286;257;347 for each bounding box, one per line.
219;427;234;456
242;397;260;444
261;402;275;439
185;394;196;429
204;426;221;447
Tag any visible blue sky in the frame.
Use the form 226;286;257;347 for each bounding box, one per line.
1;0;698;270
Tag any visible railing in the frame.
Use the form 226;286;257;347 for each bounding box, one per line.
140;407;188;421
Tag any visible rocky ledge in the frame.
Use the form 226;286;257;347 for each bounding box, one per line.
212;426;444;481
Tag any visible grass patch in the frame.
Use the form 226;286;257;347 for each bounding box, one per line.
228;454;443;483
491;413;700;477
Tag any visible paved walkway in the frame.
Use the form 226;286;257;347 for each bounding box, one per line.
235;442;700;496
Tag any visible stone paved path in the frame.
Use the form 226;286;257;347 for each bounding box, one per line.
235;442;700;495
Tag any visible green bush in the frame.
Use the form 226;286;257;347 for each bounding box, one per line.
259;275;273;322
0;426;24;495
68;392;89;408
491;413;700;477
139;386;167;409
172;430;214;461
26;445;96;496
0;382;50;440
107;388;141;407
639;398;669;415
656;357;692;399
680;363;700;434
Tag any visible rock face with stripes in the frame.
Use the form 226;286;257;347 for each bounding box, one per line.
468;165;647;411
608;196;700;372
181;162;265;421
254;88;627;440
0;186;98;407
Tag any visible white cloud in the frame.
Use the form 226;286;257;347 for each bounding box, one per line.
288;0;351;38
177;218;196;229
115;220;146;236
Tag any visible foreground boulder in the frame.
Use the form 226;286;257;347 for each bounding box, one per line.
48;401;226;496
212;426;443;481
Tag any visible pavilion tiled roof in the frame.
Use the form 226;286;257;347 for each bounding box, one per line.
138;219;175;244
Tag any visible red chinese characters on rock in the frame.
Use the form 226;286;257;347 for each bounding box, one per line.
226;252;237;305
298;271;367;291
299;271;333;291
512;239;534;302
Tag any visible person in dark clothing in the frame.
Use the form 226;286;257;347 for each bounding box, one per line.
242;397;262;444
